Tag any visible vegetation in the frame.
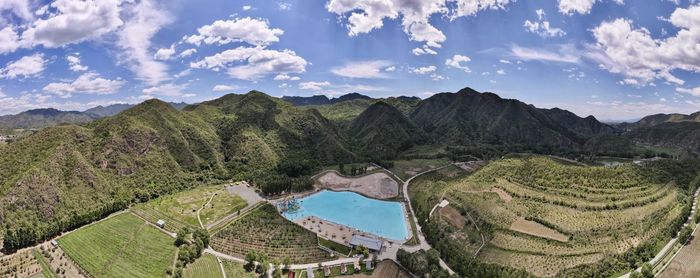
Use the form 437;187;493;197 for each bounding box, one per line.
408;156;700;277
182;253;221;278
57;213;176;277
211;204;330;264
174;226;210;275
318;237;352;255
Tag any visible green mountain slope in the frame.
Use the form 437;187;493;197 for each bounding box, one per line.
346;101;427;159
0;108;95;129
626;121;700;153
409;87;593;149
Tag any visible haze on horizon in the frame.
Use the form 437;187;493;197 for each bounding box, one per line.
1;0;699;121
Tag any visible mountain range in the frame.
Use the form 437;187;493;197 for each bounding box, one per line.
0;86;696;251
0;102;190;129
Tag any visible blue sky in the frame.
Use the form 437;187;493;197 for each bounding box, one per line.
1;0;700;121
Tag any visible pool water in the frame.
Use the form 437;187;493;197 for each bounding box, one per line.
282;190;410;241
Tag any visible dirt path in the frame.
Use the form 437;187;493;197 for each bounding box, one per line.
198;191;218;229
216;256;227;278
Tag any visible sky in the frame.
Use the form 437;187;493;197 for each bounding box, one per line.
0;0;700;121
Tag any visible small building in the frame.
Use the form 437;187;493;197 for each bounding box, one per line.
307;267;314;278
50;240;58;247
340;263;347;274
156;219;166;228
349;235;383;252
324;265;331;276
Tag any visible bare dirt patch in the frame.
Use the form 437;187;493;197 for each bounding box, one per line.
371;260;411;278
440;206;466;228
316;172;399;199
659;236;700;278
510;218;569;242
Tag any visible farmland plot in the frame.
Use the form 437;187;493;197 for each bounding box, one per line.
409;156;688;277
58;213;176;278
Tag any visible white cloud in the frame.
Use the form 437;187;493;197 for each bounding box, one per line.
142;83;194;97
273;74;300;81
22;0;124;48
154;45;176;61
212;85;240;92
412;65;437;75
499;59;512;64
524;9;566;38
299;81;331;91
510;44;580;64
445;54;471;72
66;54;88;72
0;26;20;54
43;72;125;98
173;69;191;79
117;0;172;86
185;17;283;46
496;69;506;75
179;48;197;58
677;87;700;97
384;66;396;72
326;0;514;55
191;46;308;80
0;0;33;22
558;0;623;15
242;5;252;11
331;60;393;79
412;46;437;56
589;6;700;87
278;2;292;10
1;53;46;79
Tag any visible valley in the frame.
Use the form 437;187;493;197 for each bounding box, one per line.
1;88;700;278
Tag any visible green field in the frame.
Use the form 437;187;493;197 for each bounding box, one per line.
58;212;177;278
409;156;690;277
389;158;451;180
211;204;331;264
183;253;222;278
132;185;247;230
222;260;256;278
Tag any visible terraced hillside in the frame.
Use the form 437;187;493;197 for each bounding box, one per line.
210;204;331;264
409;156;693;277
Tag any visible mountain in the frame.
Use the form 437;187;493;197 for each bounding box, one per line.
617;112;700;131
0;108;95;129
307;96;421;124
282;92;372;106
0;91;353;251
409;87;610;149
539;108;619;137
626;121;700;153
83;104;135;118
346;101;427;159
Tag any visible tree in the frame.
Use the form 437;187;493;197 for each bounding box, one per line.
175;227;189;247
641;263;653;278
679;226;693;244
245;251;257;272
338;162;346;175
282;256;291;271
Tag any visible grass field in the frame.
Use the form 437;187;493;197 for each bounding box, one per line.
183;253;222;278
133;185;247;230
211;204;331;264
318;237;352;256
389;158;450;180
221;260;255;277
409;156;688;277
58;212;177;278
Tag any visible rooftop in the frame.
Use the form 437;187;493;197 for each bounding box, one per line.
349;235;383;251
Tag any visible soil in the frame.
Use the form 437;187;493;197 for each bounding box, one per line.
509;218;569;242
316;172;399;199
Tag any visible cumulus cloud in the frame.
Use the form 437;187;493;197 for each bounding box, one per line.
524;9;566;38
273;74;300;81
184;17;283;46
179;48;197;58
412;65;437;74
212;85;240;92
326;0;514;55
66;54;88;72
331;60;393;79
43;72;125;98
589;6;700;86
117;0;172;86
191;46;308;80
299;81;331;91
558;0;623;15
677;87;700;97
0;26;20;54
0;0;34;22
154;45;176;60
22;0;124;48
1;53;46;79
445;54;471;72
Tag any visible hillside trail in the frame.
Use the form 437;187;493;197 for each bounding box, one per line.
198;191;219;229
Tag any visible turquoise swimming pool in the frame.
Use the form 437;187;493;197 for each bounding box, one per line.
282;190;410;241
